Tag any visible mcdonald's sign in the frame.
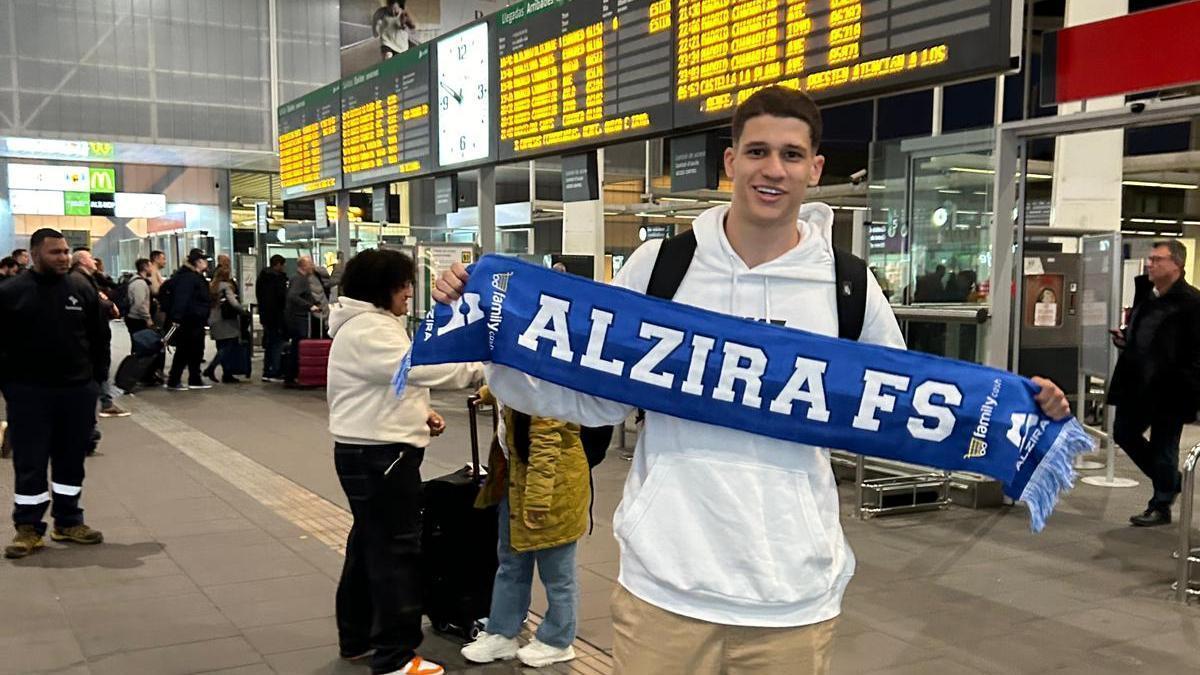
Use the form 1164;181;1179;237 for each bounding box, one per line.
89;168;116;192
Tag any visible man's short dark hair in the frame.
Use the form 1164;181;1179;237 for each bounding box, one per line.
0;256;16;269
340;249;416;310
11;248;27;258
270;254;286;267
731;86;822;149
135;258;151;274
72;246;91;254
1154;240;1188;271
29;228;64;249
150;250;165;260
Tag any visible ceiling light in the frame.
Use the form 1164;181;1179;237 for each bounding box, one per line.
868;184;886;190
937;189;961;194
1122;180;1199;190
1129;217;1155;223
659;197;698;203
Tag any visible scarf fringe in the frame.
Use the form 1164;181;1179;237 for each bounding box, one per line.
1019;419;1093;532
392;348;413;397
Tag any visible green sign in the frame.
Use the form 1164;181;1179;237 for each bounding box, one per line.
89;167;116;192
64;191;91;216
88;142;114;158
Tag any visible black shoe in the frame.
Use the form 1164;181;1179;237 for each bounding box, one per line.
221;375;242;384
1131;509;1171;527
1129;508;1154;525
204;370;218;384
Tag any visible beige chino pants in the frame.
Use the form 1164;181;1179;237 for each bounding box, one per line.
611;585;837;675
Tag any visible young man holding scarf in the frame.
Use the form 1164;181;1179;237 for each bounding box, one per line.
434;86;1069;673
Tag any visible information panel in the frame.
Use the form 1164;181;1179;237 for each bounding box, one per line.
496;0;674;161
673;0;1012;127
279;82;342;200
341;46;434;188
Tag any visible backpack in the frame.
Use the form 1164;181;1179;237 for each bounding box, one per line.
157;276;177;323
110;276;133;317
578;425;614;468
644;228;868;340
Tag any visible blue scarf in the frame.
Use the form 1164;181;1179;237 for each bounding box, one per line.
396;255;1094;531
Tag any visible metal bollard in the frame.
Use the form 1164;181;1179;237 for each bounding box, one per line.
1174;443;1200;603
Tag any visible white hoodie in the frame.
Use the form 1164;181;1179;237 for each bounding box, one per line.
485;204;905;627
327;297;481;446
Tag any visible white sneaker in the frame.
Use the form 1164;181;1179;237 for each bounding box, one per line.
517;638;575;668
460;631;519;664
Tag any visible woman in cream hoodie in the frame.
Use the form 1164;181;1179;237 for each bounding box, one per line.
327;249;480;675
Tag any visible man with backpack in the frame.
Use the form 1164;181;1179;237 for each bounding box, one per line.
435;86;1070;673
115;258;164;389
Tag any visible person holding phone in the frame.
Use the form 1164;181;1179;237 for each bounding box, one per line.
1109;240;1200;527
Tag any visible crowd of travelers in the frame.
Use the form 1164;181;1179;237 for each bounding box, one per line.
8;87;1164;675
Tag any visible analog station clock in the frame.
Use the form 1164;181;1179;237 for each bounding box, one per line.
436;22;490;167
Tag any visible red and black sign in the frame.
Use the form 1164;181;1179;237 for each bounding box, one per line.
1042;0;1200;106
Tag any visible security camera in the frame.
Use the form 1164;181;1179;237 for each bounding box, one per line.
850;169;867;185
1130;101;1147;114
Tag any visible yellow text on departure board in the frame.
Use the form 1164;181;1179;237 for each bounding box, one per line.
280;115;338;189
342;95;400;175
499;20;608;151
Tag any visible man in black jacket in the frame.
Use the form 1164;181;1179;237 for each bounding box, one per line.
255;255;289;382
0;228;108;558
165;249;214;391
1109;240;1200;527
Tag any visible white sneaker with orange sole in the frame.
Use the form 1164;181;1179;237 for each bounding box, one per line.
382;655;444;675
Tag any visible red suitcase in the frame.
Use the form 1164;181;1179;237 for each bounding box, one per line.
296;338;331;387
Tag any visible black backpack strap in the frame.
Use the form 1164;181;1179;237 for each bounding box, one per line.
832;247;868;341
645;229;698;300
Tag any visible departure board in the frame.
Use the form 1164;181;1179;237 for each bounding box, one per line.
341;46;434;188
278;82;342;200
496;0;674;161
674;0;1012;127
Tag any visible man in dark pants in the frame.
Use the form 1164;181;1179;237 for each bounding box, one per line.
283;256;321;385
255;255;289;382
0;228;108;559
1109;240;1200;527
165;249;213;391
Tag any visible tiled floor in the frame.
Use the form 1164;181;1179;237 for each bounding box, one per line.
1;334;1199;673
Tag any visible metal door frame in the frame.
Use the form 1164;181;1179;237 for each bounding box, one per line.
987;95;1200;370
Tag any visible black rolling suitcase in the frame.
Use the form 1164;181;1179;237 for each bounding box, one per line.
421;394;499;640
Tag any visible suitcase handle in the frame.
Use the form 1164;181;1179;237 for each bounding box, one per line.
466;394;497;482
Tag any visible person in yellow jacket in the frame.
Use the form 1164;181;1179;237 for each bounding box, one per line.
461;385;590;669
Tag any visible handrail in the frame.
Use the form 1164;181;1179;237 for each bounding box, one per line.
1175;443;1200;603
891;305;990;324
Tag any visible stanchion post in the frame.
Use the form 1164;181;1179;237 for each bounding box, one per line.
1175;444;1200;603
855;454;866;520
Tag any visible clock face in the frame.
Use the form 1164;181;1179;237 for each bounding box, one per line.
437;22;490;167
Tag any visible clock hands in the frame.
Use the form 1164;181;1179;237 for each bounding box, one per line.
439;82;463;104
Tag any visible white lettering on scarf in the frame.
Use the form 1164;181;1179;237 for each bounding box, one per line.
516;294;964;440
631;323;684;389
768;356;831;422
517;295;574;361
